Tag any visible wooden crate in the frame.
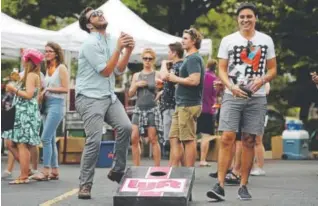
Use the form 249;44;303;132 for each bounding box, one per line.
59;137;85;164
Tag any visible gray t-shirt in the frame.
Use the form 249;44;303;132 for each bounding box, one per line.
175;52;205;106
135;71;157;109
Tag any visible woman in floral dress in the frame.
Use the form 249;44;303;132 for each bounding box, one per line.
5;49;44;184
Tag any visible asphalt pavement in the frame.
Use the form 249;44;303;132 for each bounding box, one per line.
1;156;318;206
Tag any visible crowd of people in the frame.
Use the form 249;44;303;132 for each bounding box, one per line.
6;1;314;203
2;43;69;184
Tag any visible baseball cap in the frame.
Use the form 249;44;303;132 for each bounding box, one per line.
236;2;258;16
22;48;44;65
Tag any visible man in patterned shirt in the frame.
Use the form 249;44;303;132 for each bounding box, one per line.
206;2;277;201
157;42;184;159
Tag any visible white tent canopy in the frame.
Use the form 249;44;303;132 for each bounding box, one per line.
1;12;71;59
59;0;212;62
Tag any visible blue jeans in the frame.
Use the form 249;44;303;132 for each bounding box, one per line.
42;96;64;168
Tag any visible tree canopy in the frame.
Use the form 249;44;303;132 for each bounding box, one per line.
1;0;318;120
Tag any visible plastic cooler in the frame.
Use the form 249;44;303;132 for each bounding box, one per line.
96;141;115;168
282;130;309;160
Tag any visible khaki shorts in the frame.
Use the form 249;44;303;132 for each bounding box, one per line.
169;105;202;141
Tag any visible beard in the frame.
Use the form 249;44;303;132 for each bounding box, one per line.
92;21;108;30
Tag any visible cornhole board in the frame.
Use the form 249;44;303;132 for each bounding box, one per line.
113;166;195;206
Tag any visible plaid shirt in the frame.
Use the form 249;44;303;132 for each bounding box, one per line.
133;106;164;143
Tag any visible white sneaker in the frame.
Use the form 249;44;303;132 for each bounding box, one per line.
1;171;13;180
250;168;266;176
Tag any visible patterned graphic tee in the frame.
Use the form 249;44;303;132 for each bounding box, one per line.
218;31;276;97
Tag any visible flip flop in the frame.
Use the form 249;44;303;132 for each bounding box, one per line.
9;178;30;185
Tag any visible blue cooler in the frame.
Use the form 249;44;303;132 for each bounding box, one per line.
282;130;309;160
96;141;115;168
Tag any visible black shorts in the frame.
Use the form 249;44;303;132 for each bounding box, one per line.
197;113;215;135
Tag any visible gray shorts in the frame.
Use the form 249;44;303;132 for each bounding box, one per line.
162;109;175;141
218;93;267;136
131;112;155;127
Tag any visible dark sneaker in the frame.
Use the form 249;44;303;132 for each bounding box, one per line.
107;170;124;184
238;185;252;200
206;183;225;201
78;184;92;199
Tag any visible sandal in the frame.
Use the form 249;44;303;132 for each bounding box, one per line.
199;162;211;167
49;173;59;180
31;172;49;181
225;172;240;186
9;177;30;185
209;169;232;178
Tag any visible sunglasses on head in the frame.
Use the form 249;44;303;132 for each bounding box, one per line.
184;28;197;39
143;57;154;61
88;10;103;22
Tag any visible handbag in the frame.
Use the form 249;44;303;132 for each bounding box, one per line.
1;106;16;131
1;93;16;132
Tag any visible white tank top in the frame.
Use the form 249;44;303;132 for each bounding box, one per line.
45;64;65;99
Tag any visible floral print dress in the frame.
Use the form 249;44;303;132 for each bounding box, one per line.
3;86;41;146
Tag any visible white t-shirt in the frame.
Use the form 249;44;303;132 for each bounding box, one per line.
218;31;276;96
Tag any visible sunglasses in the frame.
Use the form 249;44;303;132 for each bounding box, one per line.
143;57;154;61
88;10;103;22
246;40;253;55
45;50;55;53
184;28;198;39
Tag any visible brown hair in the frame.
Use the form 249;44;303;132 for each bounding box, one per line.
79;7;94;33
45;42;65;66
168;42;184;58
183;28;203;49
206;59;218;72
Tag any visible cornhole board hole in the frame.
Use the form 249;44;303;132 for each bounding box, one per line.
113;166;195;206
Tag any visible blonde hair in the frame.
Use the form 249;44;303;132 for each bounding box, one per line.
206;59;218;71
141;48;156;62
21;60;40;87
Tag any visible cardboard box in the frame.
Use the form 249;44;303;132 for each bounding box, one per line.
271;136;283;159
197;135;220;162
59;137;85;164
